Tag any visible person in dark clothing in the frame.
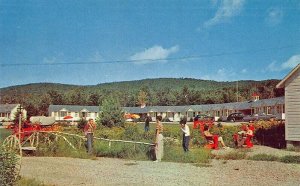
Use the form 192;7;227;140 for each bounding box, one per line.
144;114;150;132
180;117;190;152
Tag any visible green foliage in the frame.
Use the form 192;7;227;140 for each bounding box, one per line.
93;140;150;160
35;134;91;159
123;123;143;141
210;125;240;147
280;155;300;164
253;120;286;148
0;79;283;115
0;128;12;141
248;154;279;161
94;126;125;139
0;147;20;186
98;96;125;127
248;154;300;164
215;150;247;160
191;129;206;147
163;145;211;163
286;146;300;152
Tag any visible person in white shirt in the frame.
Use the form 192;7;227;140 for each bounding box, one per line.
180;117;190;152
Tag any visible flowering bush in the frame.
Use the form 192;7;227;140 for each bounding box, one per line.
253;120;285;148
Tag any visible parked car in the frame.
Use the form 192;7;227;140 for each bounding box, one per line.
242;113;276;122
227;112;245;122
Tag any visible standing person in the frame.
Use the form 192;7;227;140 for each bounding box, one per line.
180;117;190;152
84;118;96;154
144;114;150;132
154;115;163;162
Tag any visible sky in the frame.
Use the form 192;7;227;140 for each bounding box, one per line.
0;0;300;88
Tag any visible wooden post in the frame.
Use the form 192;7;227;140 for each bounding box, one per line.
18;113;21;141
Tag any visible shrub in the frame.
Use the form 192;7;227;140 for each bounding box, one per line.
163;143;211;163
253;120;285;148
35;134;91;159
280;155;300;164
0;147;20;186
210;125;240;147
94;126;125;139
93;140;150;160
123;123;143;141
98;96;125;127
248;154;279;161
215;150;247;160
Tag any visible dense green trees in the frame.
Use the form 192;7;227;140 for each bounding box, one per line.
0;78;284;118
98;96;124;127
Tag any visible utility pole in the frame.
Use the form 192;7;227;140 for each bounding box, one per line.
236;81;239;102
17;105;23;141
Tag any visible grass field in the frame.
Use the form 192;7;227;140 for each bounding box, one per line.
0;128;12;142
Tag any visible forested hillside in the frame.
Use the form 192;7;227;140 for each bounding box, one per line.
0;78;284;118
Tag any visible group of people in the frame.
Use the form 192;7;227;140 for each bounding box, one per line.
83;115;254;161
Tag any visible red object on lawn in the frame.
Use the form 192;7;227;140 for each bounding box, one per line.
63;115;73;120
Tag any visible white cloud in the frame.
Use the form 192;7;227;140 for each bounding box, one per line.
267;61;279;72
265;7;283;26
267;54;300;72
241;68;247;73
129;45;179;64
43;57;57;64
203;0;245;28
281;55;300;69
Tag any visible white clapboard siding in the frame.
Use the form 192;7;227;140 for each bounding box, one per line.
285;67;300;141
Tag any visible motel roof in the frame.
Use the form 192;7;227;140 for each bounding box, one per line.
48;96;284;114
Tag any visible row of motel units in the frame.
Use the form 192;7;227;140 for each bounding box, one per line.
48;96;285;122
0;104;27;121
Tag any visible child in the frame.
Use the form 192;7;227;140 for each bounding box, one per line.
180;117;190;152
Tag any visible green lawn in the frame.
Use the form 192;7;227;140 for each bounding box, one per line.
0;128;12;142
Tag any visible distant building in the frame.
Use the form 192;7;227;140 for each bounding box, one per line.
48;105;99;121
277;64;300;147
0;104;27;122
48;96;285;123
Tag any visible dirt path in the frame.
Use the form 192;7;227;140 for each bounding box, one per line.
20;156;300;186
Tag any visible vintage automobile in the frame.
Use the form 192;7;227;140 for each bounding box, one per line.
242;113;276;122
226;112;245;122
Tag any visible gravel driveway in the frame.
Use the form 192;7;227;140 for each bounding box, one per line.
21;156;300;186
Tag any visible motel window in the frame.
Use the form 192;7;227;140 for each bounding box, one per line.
54;112;58;117
60;111;67;117
267;107;271;115
75;112;79;117
87;112;91;117
167;112;173;118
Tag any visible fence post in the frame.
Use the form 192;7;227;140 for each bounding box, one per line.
109;141;111;149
